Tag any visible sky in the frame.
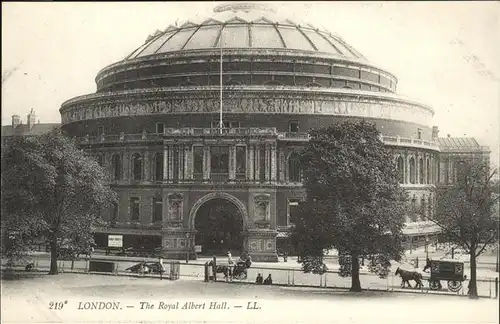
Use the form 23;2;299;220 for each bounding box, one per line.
2;1;499;168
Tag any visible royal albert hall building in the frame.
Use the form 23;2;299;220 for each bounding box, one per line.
60;3;443;261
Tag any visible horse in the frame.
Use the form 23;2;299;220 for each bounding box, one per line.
395;267;424;289
208;260;233;281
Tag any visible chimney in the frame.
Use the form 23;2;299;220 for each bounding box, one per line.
12;114;21;129
27;108;36;128
431;126;439;140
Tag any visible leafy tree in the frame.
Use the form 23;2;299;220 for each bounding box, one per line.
291;121;408;291
430;160;499;299
1;130;116;274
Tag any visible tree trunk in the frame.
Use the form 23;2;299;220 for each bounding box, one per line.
350;253;362;292
468;247;478;299
49;235;58;275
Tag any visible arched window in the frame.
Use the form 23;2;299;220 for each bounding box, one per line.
427;159;431;184
112;154;122;181
155;153;164;181
397;156;405;184
409;157;416;184
288;153;302;182
132;153;142;181
419;158;424;184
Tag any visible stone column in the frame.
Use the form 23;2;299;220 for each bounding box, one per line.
265;144;270;182
178;146;184;182
185;145;193;181
168;146;174;183
270;144;277;182
123;151;130;181
143;151;150;181
402;153;407;184
279;150;285;182
255;145;261;182
229;145;236;181
416;154;420;184
203;145;210;181
163;146;169;182
248;145;255;181
424;154;429;184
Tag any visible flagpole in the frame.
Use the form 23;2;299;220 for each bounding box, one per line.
219;25;223;134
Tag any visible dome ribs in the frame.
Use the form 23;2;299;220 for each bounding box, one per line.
247;24;252;47
153;29;181;55
295;25;318;51
181;25;203;50
330;34;364;60
316;31;344;56
272;24;287;49
213;24;225;48
133;32;166;59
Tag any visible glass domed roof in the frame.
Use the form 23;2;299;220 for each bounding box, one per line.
125;3;366;61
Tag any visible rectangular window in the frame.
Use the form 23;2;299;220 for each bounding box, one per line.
156;122;165;134
97;125;104;135
193;146;203;180
235;146;246;179
289;121;299;133
210;146;229;174
153;197;163;222
417;128;422;140
230;121;241;128
155;153;164;181
130;197;140;221
288;200;300;225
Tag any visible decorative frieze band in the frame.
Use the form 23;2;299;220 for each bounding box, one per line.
61;94;433;127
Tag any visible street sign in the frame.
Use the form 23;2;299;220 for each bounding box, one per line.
195;245;202;253
108;235;123;248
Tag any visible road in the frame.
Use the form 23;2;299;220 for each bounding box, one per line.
5;251;499;298
1;272;498;324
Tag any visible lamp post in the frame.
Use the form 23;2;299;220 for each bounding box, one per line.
185;232;190;264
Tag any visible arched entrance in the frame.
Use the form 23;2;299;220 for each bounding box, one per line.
193;197;245;256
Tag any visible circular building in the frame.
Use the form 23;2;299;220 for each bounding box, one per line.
60;3;439;261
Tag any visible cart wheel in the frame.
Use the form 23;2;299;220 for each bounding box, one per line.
429;280;440;290
447;280;462;292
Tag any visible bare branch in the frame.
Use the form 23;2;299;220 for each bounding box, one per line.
475;234;497;257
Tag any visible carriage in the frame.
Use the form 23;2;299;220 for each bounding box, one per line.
425;259;466;292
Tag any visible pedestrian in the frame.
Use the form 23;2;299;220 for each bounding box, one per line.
264;274;273;285
227;251;234;281
256;273;263;284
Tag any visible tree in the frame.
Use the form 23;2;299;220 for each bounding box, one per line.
1;130;117;274
291;121;408;292
430;160;499;299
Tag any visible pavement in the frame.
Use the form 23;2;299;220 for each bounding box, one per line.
1;271;499;324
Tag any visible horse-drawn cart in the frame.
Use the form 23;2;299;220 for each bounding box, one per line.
425;259;466;292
